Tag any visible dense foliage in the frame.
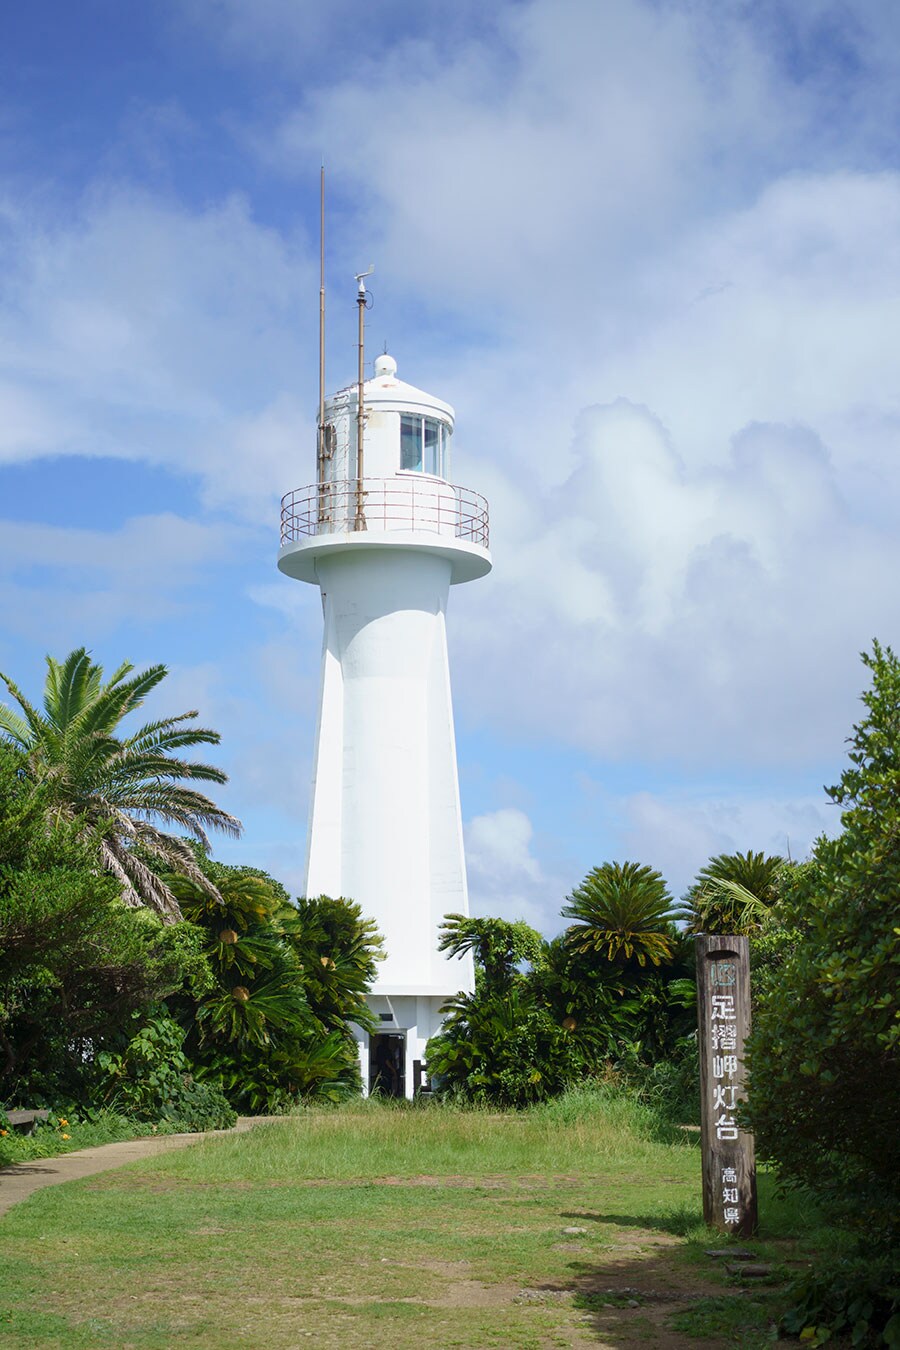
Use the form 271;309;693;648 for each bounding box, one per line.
744;644;900;1346
746;643;900;1243
0;648;384;1132
427;887;695;1109
0;744;207;1105
97;1008;236;1131
167;860;384;1111
679;850;785;935
562;861;676;965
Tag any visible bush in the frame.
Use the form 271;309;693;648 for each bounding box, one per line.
0;745;210;1104
625;1035;700;1124
167;869;382;1111
746;643;900;1244
97;1009;236;1132
779;1254;900;1347
427;985;597;1108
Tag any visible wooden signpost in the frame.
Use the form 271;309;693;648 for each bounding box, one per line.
696;934;758;1237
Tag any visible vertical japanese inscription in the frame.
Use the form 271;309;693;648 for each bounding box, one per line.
696;934;758;1237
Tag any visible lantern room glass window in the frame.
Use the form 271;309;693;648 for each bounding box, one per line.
400;414;451;477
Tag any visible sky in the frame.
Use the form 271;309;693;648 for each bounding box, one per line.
1;0;898;934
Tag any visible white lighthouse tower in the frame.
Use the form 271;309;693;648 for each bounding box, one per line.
278;289;491;1096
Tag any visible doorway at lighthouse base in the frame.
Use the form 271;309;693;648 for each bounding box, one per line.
357;994;450;1100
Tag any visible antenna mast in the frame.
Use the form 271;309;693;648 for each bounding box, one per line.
317;165;326;489
354;264;374;531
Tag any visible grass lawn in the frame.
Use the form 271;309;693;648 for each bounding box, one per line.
0;1090;842;1348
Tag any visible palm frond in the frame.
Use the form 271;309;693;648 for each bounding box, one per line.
100;835;183;922
103;747;229;786
121;714;221;755
43;648;98;731
562;861;676;966
72;663;168;739
7;647;240;915
0;673;48;748
0;703;34;749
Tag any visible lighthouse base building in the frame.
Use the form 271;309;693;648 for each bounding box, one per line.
278;354;491;1096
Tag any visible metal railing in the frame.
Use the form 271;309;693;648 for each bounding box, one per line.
280;477;490;549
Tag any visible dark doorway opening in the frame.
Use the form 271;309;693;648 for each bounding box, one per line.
369;1033;406;1098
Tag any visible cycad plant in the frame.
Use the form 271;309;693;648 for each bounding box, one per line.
283;894;383;1036
562;861;677;966
0;648;240;921
170;864;383;1110
680;850;785;934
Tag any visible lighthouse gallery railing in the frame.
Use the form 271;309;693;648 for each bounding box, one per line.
280;477;490;549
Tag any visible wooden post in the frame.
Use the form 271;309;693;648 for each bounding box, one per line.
696;934;758;1237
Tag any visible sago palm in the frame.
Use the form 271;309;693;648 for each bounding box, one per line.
0;648;240;922
680;850;785;934
562;861;676;966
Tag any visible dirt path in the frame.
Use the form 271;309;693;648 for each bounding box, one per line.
0;1117;271;1217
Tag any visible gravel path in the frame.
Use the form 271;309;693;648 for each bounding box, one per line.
0;1117;270;1217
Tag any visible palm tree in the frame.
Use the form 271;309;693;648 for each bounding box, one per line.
0;648;240;922
680;850;785;934
562;861;677;966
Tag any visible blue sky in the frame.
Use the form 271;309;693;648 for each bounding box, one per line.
2;0;899;932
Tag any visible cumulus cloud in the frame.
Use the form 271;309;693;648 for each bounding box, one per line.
616;786;838;900
452;391;894;768
464;807;567;933
0;188;315;522
600;172;900;481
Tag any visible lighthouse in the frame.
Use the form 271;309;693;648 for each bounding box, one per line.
278;315;491;1097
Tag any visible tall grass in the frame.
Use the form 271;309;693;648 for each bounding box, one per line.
158;1083;696;1185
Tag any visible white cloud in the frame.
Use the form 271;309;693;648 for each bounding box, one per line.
464;806;565;933
0;513;241;644
435;162;900;771
452;390;894;767
600;172;900;479
0;188;315;523
616;786;838;900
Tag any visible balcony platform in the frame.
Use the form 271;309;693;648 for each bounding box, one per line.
277;476;492;585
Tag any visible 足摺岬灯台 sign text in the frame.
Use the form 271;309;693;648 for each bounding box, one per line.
696;934;758;1237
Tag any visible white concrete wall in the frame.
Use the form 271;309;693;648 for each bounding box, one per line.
319;398;460;540
305;546;475;1000
302;364;480;1097
355;995;454;1095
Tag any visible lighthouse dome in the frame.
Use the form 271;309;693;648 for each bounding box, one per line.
356;352;455;426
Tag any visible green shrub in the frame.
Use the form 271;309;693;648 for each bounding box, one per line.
97;1008;236;1131
626;1035;700;1124
0;744;210;1105
746;643;900;1244
167;869;382;1111
427;984;602;1107
779;1254;900;1347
